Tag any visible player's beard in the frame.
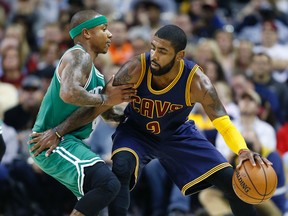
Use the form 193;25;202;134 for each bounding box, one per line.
150;56;176;76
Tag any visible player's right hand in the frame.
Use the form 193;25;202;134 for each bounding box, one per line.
102;75;136;106
28;129;60;157
236;149;272;169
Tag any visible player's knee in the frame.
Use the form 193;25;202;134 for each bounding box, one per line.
112;152;136;182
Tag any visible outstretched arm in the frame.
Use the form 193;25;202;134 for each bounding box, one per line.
190;68;272;168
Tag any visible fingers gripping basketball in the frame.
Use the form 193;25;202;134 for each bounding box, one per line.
232;160;277;204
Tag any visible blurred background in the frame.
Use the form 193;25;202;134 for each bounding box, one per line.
0;0;288;215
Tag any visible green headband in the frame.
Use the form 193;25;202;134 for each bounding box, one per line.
69;15;108;39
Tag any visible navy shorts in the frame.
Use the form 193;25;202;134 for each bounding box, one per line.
112;120;231;196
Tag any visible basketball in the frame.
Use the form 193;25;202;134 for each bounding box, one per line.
232;160;278;204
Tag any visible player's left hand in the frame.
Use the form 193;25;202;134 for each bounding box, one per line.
28;129;60;157
236;149;272;169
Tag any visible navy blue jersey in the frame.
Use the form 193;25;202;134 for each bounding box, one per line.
113;53;231;195
124;53;199;139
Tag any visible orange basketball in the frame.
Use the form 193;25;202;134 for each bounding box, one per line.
232;160;278;204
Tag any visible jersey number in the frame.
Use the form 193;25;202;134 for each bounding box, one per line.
146;121;160;134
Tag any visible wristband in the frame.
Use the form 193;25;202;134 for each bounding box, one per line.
53;127;63;140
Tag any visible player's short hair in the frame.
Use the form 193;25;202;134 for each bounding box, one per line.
154;25;187;53
70;10;100;30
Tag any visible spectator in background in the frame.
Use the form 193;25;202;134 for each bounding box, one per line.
57;9;75;52
214;81;240;121
36;41;60;70
0;123;19;166
4;23;31;70
4;75;44;159
37;22;63;49
216;89;276;160
233;40;254;75
230;73;254;104
0;81;18;120
0;44;25;88
191;0;225;38
0;122;20;215
33;0;61;35
0;37;20;77
2;76;45;213
9;0;39;51
253;21;288;82
214;29;235;82
128;26;151;56
109;20;134;65
249;52;287;126
171;13;199;59
127;0;170;33
235;0;288;45
192;39;221;69
35;65;55;93
203;59;227;85
172;13;196;44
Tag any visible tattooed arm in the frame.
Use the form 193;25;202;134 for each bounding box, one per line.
59;49;136;106
53;55;142;133
113;56;142;86
29;55;142;157
59;49;103;106
190;68;271;167
190;68;227;121
100;56;142;122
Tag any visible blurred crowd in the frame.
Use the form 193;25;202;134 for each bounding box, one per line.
0;0;288;215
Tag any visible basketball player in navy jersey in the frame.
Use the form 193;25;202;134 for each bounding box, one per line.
29;25;272;216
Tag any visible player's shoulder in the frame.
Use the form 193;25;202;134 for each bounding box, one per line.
183;58;197;69
62;47;92;67
189;62;214;101
64;47;90;59
187;61;209;85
